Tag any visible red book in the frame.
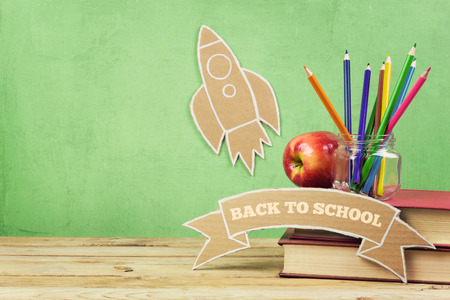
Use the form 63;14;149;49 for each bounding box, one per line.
384;189;450;209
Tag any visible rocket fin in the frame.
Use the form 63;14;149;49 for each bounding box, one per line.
243;69;280;135
190;84;225;154
226;120;271;175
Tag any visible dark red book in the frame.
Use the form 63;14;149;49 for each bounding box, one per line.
279;229;450;284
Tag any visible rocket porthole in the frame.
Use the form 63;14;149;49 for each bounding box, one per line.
222;84;236;98
206;54;232;80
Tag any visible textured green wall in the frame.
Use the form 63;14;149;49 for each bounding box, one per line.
1;0;449;237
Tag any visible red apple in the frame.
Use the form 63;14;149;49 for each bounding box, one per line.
283;131;338;188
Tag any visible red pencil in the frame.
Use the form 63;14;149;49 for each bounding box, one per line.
385;67;431;135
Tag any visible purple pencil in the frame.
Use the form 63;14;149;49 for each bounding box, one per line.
353;64;371;184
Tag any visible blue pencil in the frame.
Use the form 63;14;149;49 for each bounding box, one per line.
391;58;416;118
344;51;352;185
344;50;352;133
353;64;371;184
361;155;383;194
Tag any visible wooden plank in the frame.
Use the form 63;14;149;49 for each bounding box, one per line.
0;237;449;299
0;237;207;247
0;256;283;277
0;245;282;257
0;237;279;248
0;284;449;299
2;275;447;290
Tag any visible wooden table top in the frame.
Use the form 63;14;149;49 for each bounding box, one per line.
0;237;448;299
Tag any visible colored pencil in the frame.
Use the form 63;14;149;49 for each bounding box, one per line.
369;62;385;196
365;98;377;137
381;55;392;122
385;67;430;135
361;156;383;195
373;62;385;135
359;44;415;186
353;64;371;184
376;55;391;195
364;62;385;137
362;67;430;196
391;58;416;117
376;45;415;195
344;50;352;134
382;44;416;124
343;51;353;185
304;66;352;140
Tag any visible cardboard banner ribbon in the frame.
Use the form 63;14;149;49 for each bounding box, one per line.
184;188;434;283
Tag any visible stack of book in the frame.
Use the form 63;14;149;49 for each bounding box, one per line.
278;189;450;284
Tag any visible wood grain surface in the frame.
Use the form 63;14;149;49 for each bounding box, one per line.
0;237;448;299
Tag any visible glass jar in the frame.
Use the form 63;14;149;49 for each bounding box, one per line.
332;134;401;200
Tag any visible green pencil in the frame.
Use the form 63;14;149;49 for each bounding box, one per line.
359;44;416;185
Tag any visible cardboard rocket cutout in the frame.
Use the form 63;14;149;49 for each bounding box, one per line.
190;25;280;175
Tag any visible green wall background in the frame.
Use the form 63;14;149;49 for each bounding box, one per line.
1;0;449;237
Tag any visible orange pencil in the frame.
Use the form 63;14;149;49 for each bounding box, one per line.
304;66;352;140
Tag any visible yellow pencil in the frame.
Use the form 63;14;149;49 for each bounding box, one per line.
304;66;352;141
377;55;392;196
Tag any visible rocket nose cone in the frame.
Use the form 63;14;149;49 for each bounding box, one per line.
199;25;220;47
